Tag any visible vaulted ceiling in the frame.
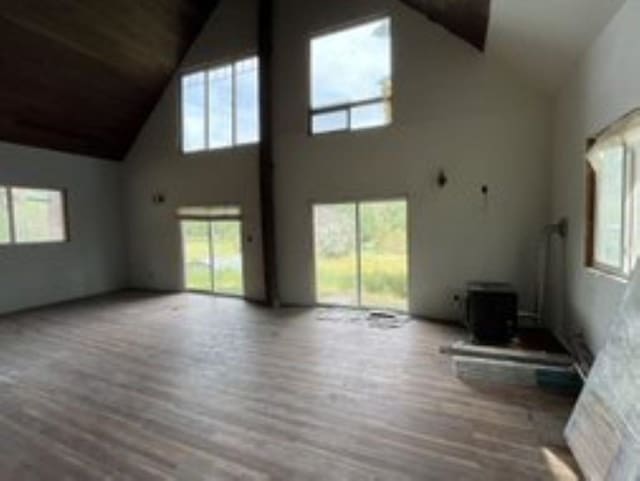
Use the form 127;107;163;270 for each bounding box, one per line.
0;0;218;160
399;0;490;51
486;0;626;92
0;0;490;161
0;0;619;161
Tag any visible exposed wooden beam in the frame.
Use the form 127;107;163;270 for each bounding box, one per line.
258;0;279;306
399;0;491;51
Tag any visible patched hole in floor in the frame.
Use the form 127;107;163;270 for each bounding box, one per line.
316;308;412;329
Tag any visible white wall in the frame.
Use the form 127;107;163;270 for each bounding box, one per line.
550;0;640;354
124;0;266;301
273;0;551;318
125;0;552;319
0;141;126;314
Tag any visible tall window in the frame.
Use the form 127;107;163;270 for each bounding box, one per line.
310;17;392;135
0;187;67;245
181;56;260;153
587;114;640;276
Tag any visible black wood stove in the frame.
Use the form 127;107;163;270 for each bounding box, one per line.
466;282;518;345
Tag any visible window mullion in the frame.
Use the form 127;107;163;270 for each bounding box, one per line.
232;62;238;146
627;143;632;273
209;222;215;293
355;202;362;307
620;145;626;273
205;69;210;151
626;144;636;273
624;144;630;273
7;187;16;244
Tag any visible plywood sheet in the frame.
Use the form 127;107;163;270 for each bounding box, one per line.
565;267;640;480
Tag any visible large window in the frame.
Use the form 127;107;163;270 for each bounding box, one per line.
587;115;640;277
0;187;67;245
181;56;260;153
310;17;392;135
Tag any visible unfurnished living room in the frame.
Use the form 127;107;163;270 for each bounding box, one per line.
0;0;638;479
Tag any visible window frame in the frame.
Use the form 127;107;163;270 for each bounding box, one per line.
0;186;13;246
178;204;246;298
309;194;411;313
308;15;393;136
586;125;640;279
179;55;260;154
0;185;70;247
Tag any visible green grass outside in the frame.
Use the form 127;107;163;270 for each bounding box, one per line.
182;218;408;309
183;225;244;296
317;253;408;310
185;263;243;295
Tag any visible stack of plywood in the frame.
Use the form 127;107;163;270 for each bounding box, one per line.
445;340;581;391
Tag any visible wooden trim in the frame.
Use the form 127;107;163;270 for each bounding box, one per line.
6;186;16;244
585;161;596;268
585;140;632;279
61;188;71;243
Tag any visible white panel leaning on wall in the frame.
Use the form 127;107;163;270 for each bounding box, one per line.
565;261;640;481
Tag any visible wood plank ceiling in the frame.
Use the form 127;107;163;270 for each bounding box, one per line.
399;0;491;51
0;0;489;162
0;0;218;160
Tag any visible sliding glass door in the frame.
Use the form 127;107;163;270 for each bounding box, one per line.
313;199;408;311
181;218;244;297
212;221;244;296
313;203;359;306
183;221;214;292
360;200;408;310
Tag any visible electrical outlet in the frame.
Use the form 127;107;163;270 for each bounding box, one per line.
450;288;466;311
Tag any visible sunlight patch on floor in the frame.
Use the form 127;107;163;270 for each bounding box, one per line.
542;447;580;481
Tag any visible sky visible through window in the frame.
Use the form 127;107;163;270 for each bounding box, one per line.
182;72;206;152
182;20;391;143
209;66;233;149
182;57;259;153
594;145;625;269
311;17;392;133
311;18;392;109
235;57;260;145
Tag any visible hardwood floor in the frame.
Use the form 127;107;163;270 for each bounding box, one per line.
0;292;581;480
